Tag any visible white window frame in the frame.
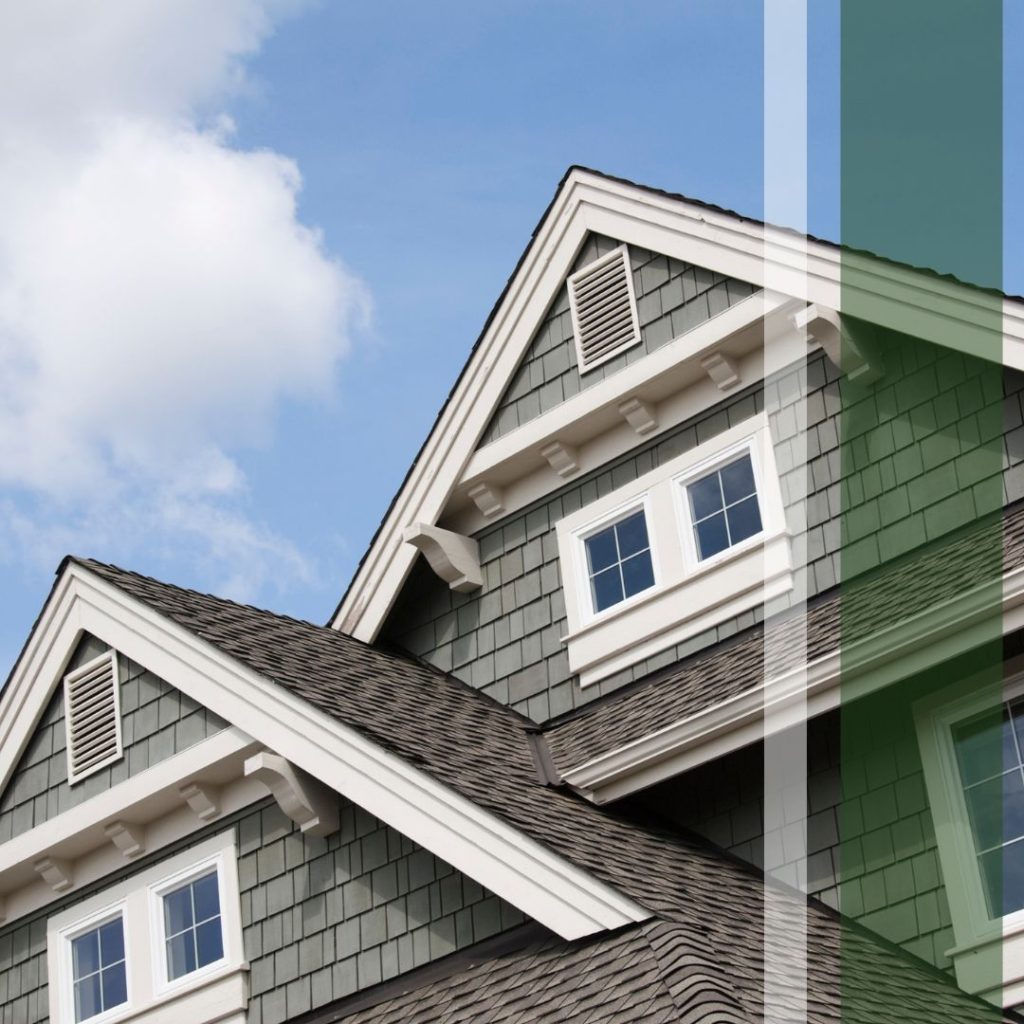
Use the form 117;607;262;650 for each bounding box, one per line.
915;667;1024;1006
48;832;245;1024
148;849;230;997
572;495;659;623
58;901;130;1024
64;650;124;785
556;413;791;687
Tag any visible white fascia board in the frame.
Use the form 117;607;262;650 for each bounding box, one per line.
334;168;1024;644
0;564;650;939
566;565;1023;804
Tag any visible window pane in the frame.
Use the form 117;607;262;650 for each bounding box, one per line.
164;885;193;937
695;512;729;560
99;919;124;966
964;775;1008;852
726;495;762;545
74;974;102;1023
720;455;756;504
195;919;224;969
621;551;655;599
101;963;127;1011
689;474;723;521
585;528;618;574
954;709;1015;786
72;931;100;980
591;567;624;612
192;872;221;924
615;511;649;559
980;839;1024;918
167;930;196;981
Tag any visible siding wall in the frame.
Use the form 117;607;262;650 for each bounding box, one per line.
631;705;953;972
0;797;524;1024
385;344;1024;724
0;635;226;841
479;233;758;446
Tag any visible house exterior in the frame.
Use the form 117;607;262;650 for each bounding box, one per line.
1;166;1022;1023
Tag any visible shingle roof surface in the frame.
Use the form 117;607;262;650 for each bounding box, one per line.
73;557;1012;1024
545;503;1022;773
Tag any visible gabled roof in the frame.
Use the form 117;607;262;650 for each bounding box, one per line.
545;499;1024;797
331;166;1024;646
16;557;1016;1023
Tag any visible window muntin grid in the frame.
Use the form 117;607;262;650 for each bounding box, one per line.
162;870;223;982
584;509;655;613
953;696;1024;918
71;918;127;1022
686;453;762;561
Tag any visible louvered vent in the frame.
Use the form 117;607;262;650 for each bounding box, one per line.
64;651;122;783
567;246;642;373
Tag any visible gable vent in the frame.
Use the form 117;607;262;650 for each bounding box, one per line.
64;651;123;784
567;245;642;373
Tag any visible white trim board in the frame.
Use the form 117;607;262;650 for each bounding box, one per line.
0;562;650;939
333;168;1023;644
563;565;1022;804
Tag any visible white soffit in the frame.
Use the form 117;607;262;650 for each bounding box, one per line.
333;168;1024;644
0;563;650;940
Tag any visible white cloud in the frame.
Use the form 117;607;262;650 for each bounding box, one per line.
0;1;367;599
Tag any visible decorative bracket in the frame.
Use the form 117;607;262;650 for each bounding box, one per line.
467;482;505;518
178;781;221;823
795;304;882;384
35;856;73;893
539;440;580;478
617;397;658;436
244;751;339;837
104;821;146;860
700;352;741;391
403;523;483;592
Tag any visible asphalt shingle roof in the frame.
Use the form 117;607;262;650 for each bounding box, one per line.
544;503;1022;774
72;556;1014;1024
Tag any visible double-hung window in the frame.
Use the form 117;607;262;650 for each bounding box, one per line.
68;914;128;1023
159;868;225;984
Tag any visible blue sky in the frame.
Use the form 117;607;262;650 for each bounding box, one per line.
0;1;1019;679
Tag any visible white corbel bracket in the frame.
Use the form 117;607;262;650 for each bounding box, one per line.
540;440;579;478
403;523;483;592
179;781;222;823
467;482;505;518
617;397;658;436
35;856;72;893
795;304;882;384
105;821;145;860
700;352;741;391
244;751;340;837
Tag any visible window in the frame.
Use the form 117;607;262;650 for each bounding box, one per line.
584;509;655;613
48;833;244;1024
70;916;127;1022
686;453;763;561
555;414;791;687
952;696;1024;918
161;870;224;981
915;674;1024;1005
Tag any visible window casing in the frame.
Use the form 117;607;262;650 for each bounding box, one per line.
48;833;244;1024
916;671;1024;1006
64;907;129;1024
556;414;791;687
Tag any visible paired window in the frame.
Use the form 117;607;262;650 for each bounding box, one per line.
50;835;240;1024
578;449;765;617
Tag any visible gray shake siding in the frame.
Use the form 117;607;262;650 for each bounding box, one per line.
0;635;226;841
478;233;759;446
385;343;1024;723
0;797;524;1024
633;705;954;973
